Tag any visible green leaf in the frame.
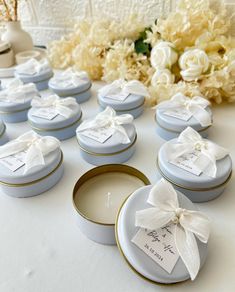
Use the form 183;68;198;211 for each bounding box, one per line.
134;39;150;55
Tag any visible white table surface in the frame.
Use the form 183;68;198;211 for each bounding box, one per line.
0;81;235;292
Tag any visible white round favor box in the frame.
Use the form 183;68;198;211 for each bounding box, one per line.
157;139;232;202
73;164;150;245
98;92;145;119
155;107;212;140
15;68;53;91
0;120;8;145
115;185;208;284
0;143;64;198
28;104;83;141
76;124;137;166
48;78;92;103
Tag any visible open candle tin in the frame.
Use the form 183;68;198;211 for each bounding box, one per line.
155;108;212;140
48;79;92;103
115;185;208;284
98;93;145;119
157;140;232;202
28;105;83;141
15;68;54;91
73;164;150;245
0;149;64;198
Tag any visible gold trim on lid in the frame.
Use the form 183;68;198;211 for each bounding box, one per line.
28;112;82;132
77;134;137;157
0;106;31;115
55;83;92;97
98;99;145;112
154;114;211;134
72;164;150;227
115;191;188;286
0;151;63;187
156;155;232;191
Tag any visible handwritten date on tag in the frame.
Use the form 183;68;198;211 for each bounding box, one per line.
132;225;179;274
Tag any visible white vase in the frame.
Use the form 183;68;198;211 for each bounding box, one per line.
2;21;33;54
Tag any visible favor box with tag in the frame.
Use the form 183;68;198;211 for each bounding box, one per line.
0;133;64;198
48;77;92;103
0;100;32;123
155;106;212;140
115;184;208;284
76;123;137;166
0;120;8;145
15;68;53;91
28;103;82;141
73;164;150;245
98;92;145;119
157;139;232;202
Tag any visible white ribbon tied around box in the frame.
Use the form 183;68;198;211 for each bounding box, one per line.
50;68;89;88
135;178;210;280
98;79;150;98
157;93;212;127
0;131;60;174
15;58;50;75
31;95;78;118
0;78;38;104
77;106;133;144
165;127;229;178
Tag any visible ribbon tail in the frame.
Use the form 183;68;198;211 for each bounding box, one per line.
24;144;45;174
0;141;28;159
190;105;212;127
113;125;131;144
175;226;200;281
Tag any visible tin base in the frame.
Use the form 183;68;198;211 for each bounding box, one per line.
34;79;50;91
0;160;64;198
0;109;29;123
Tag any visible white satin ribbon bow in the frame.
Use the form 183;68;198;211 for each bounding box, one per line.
50;68;89;88
135;178;210;280
15;58;50;75
0;78;38;104
98;79;150;98
165;127;229;177
0;131;60;174
31;94;78;118
77;106;133;144
157;93;212;127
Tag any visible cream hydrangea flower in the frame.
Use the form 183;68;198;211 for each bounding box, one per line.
179;49;209;81
151;69;175;86
150;41;178;69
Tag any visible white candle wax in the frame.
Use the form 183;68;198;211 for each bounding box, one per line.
74;172;145;224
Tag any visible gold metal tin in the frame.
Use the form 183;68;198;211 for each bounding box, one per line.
72;164;150;226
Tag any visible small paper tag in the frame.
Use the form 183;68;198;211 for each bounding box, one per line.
105;92;130;102
132;225;179;274
81;127;114;143
163;109;192;121
169;150;202;176
32;108;58;120
0;151;26;172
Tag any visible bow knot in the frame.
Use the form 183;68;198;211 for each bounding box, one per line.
157;93;212;127
50;68;89;88
0;131;60;174
15;58;50;75
77;107;133;144
98;79;150;98
135;179;210;280
165;127;229;178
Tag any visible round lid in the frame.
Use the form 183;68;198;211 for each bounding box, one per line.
116;185;208;284
156;107;212;132
98;93;145;111
77;124;136;154
28;103;82;130
0;41;11;53
158;139;232;189
15;68;53;83
0;148;62;185
48;77;91;96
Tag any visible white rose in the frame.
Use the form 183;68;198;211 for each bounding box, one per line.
151;69;175;86
179;49;209;81
150;41;178;69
